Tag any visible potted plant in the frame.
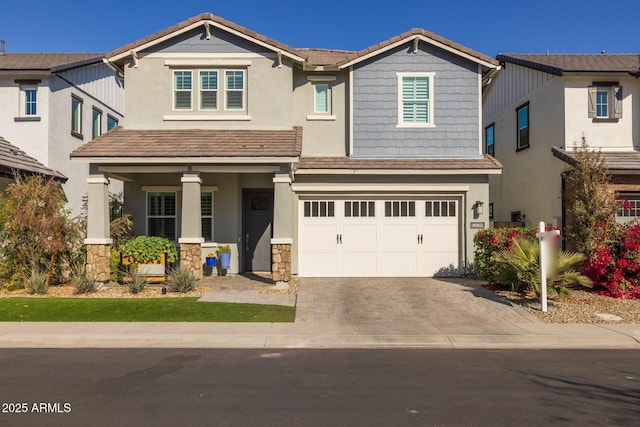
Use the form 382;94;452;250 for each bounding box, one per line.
203;252;216;276
217;245;232;275
120;236;178;283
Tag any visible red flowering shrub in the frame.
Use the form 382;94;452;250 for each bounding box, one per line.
473;227;538;283
584;222;640;299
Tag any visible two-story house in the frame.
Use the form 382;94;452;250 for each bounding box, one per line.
483;54;640;232
0;52;124;216
71;13;501;281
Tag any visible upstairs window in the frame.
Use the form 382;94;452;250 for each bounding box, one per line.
588;84;622;119
199;71;218;110
173;70;192;110
516;103;529;151
485;123;495;156
225;70;244;110
92;108;102;139
314;83;329;113
24;86;37;116
71;95;83;138
107;115;119;130
397;72;434;127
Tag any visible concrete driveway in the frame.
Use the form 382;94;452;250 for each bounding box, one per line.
295;277;539;328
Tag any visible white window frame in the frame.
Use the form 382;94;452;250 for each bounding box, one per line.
224;69;245;111
173;70;193;111
20;85;38;117
396;72;435;128
201;191;214;242
146;191;177;241
199;70;219;111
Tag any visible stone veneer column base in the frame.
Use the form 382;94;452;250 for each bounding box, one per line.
180;243;202;279
271;244;292;282
86;244;111;282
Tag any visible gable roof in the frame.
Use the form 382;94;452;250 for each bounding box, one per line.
0;53;104;72
70;127;302;160
337;28;499;70
552;147;640;172
497;54;640;76
106;13;305;64
0;136;66;180
105;13;496;71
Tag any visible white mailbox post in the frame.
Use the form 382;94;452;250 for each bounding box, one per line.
536;221;561;312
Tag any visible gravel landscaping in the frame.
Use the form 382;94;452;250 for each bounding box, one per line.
490;286;640;324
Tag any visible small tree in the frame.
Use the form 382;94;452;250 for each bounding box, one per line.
0;174;70;287
563;138;614;254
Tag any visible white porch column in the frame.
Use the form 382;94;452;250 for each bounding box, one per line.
85;175;112;281
178;172;203;277
271;173;293;284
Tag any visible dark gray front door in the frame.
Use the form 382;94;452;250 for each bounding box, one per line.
243;190;273;272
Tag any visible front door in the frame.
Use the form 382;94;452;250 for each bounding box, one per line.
243;190;274;272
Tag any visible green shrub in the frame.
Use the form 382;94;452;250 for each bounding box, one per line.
74;274;101;295
169;267;199;293
122;265;147;293
121;236;178;264
492;238;592;297
473;227;538;283
26;271;48;295
110;249;121;282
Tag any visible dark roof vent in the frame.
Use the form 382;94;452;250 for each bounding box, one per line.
0;40;5;55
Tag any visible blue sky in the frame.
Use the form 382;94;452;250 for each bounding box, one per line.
2;1;639;57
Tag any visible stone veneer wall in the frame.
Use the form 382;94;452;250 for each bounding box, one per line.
86;244;111;282
180;243;202;279
271;244;291;282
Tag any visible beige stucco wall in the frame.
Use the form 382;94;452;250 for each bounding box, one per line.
563;76;640;151
122;54;294;130
486;75;566;228
292;71;348;156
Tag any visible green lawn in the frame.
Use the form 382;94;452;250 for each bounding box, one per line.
0;298;295;322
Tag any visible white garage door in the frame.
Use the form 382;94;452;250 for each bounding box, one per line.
299;199;459;277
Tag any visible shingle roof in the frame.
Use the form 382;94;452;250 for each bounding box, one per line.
552;147;640;171
498;54;640;76
296;156;502;171
0;136;66;180
337;28;498;68
106;13;303;61
294;48;354;66
0;53;104;71
70;127;303;158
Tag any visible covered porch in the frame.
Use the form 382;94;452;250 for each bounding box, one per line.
70;127;302;282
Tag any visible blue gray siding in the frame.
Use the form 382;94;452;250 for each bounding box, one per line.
352;42;480;157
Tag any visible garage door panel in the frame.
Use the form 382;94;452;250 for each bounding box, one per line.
299;199;461;278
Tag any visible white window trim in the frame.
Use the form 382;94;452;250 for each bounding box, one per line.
201;191;215;242
198;70;219;112
172;69;194;112
20;84;38;117
146;191;177;241
396;72;435;128
224;69;246;112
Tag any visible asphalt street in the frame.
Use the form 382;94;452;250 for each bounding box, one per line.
1;349;638;426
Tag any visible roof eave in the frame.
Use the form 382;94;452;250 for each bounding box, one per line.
339;34;498;70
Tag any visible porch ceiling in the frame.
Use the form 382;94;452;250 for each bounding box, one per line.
70;127;302;160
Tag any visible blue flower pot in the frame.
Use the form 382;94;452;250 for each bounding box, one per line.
206;257;216;267
219;252;231;269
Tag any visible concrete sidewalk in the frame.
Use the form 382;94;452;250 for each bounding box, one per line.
0;277;639;349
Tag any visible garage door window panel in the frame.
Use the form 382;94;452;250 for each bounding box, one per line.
385;201;415;217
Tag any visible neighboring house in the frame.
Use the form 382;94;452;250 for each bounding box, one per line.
483;53;640;231
0;135;66;192
71;13;501;281
0;52;124;216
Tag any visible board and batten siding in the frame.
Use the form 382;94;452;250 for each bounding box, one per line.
483;63;554;124
55;63;124;115
351;42;481;158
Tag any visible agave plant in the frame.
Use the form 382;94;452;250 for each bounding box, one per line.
492;238;592;297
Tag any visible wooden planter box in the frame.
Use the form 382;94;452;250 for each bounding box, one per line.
121;253;167;283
